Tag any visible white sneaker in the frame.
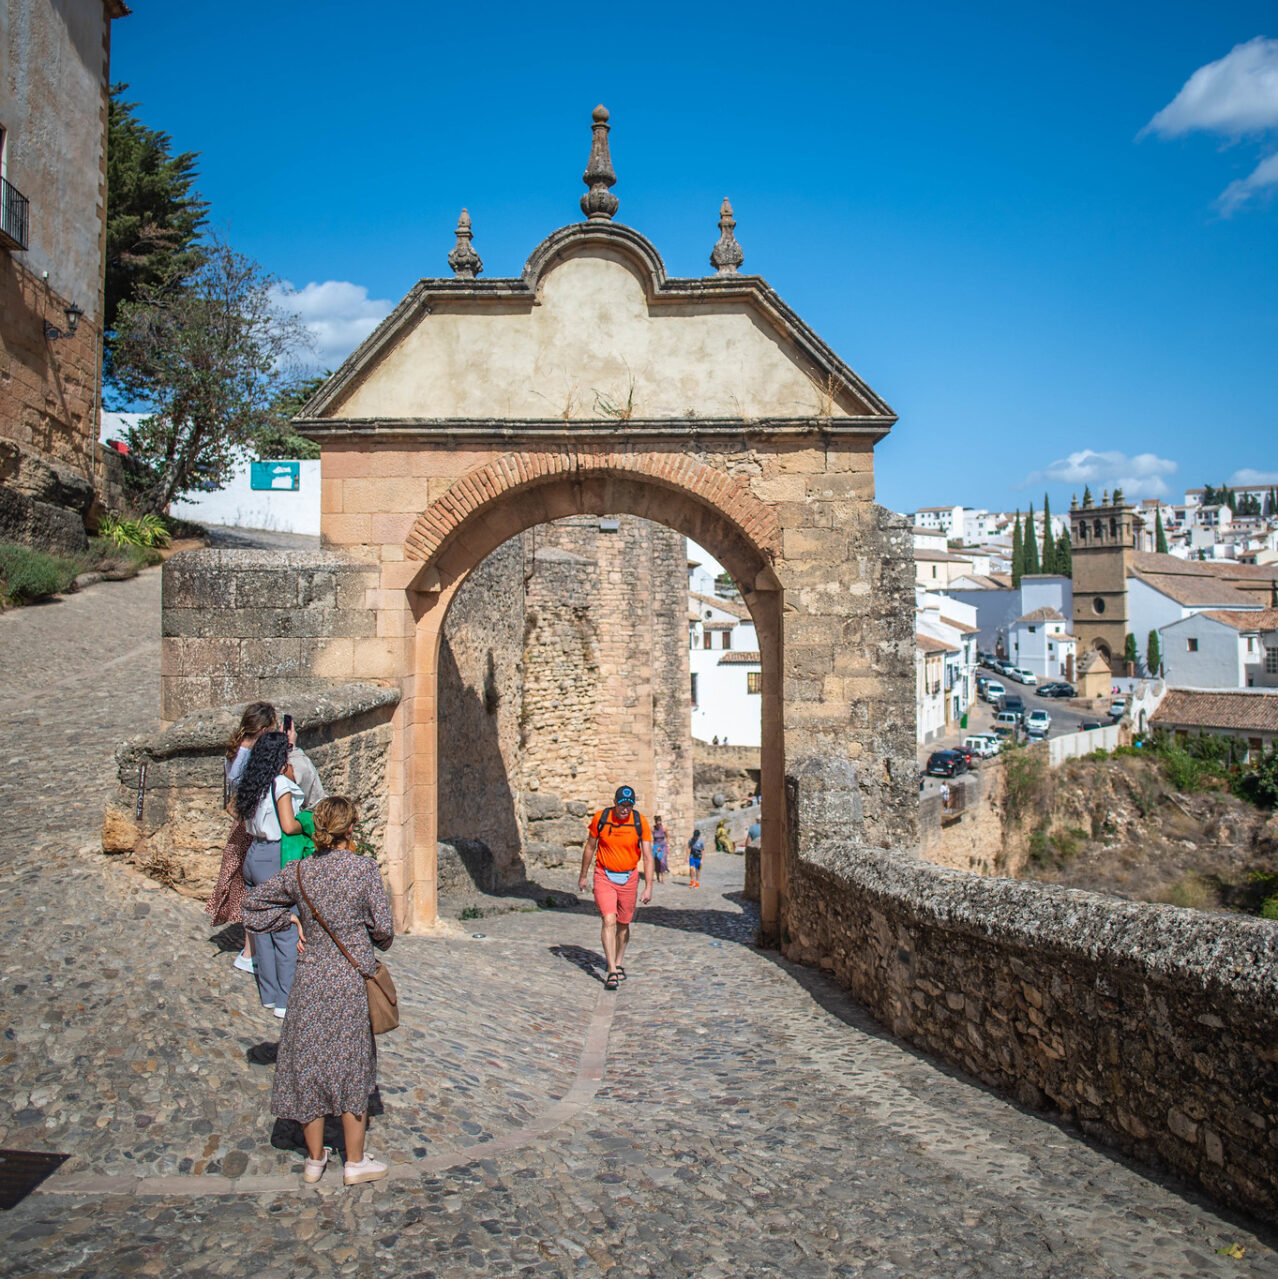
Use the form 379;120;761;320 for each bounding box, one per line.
343;1155;388;1185
303;1150;329;1184
274;1006;287;1019
233;954;256;973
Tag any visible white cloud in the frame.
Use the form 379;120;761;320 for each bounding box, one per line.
1229;468;1278;487
1144;37;1278;138
1025;449;1178;498
270;280;393;369
1216;149;1278;214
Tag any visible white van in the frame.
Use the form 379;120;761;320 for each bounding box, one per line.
963;734;1000;758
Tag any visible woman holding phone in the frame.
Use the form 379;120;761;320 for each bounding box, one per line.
236;731;305;1017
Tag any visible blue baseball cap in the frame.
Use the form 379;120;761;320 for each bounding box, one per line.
614;785;636;806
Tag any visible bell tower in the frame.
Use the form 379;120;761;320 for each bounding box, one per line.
1069;488;1144;665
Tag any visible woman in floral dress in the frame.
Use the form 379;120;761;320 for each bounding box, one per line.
242;797;394;1186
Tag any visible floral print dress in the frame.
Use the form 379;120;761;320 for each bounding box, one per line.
242;850;393;1121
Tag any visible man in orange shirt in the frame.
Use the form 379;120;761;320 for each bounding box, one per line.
578;785;654;991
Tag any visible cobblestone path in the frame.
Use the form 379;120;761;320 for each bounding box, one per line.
1;568;1274;1277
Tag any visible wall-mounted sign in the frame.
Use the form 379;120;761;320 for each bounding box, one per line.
250;461;301;491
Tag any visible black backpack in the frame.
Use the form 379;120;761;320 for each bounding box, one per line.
597;806;643;841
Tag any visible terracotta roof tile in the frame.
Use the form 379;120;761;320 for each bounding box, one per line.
717;651;761;665
1197;608;1278;632
916;632;960;654
939;616;980;634
1151;689;1278;734
689;590;751;621
1014;606;1067;624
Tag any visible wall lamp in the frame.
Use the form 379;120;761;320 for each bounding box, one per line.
44;303;84;341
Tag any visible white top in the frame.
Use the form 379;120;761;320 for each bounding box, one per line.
245;774;305;842
226;746;252;789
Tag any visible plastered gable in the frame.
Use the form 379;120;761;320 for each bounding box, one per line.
326;246;878;422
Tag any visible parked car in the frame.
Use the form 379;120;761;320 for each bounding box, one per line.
1081;720;1102;730
983;680;1006;705
953;742;979;768
1001;695;1026;722
1109;698;1127;720
1025;709;1051;735
1008;667;1038;685
975;675;989;698
1038;682;1076;699
993;711;1020;737
963;733;1001;758
926;749;969;777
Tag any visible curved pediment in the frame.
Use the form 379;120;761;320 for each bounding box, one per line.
299;222;895;432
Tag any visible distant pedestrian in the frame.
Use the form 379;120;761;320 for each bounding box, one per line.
715;819;731;855
578;785;654;990
242;797;394;1186
940;781;952;812
651;815;669;884
237;731;305;1018
745;816;761;857
712;735;719;746
687;829;704;889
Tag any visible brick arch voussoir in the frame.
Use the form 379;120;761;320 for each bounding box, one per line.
405;449;781;566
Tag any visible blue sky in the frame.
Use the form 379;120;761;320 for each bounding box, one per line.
113;2;1278;515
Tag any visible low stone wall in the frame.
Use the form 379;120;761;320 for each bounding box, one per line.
102;683;399;899
782;761;1278;1224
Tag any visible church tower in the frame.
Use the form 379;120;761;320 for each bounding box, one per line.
1069;489;1144;665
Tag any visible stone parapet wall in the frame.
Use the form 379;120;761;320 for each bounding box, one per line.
160;548;384;723
102;683;400;899
781;770;1278;1221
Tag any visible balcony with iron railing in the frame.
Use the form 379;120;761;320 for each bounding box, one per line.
1;176;31;251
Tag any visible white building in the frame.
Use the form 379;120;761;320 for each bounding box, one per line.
688;589;760;746
916;633;954;744
1158;609;1278;690
917;592;979;737
913;505;965;536
1007;606;1077;681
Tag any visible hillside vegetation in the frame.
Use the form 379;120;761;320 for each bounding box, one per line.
1005;743;1278;917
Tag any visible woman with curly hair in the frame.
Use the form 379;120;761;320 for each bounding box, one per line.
237;730;305;1017
206;702;277;971
243;796;394;1186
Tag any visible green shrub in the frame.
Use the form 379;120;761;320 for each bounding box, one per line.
1233;747;1278;811
1001;740;1049;824
1160;872;1215;911
459;905;483;921
98;512;171;549
0;543;78;603
1160;747;1222;793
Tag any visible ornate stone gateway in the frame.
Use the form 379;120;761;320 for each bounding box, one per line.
295;107;916;936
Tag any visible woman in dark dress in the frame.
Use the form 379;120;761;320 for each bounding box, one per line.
242;797;394;1186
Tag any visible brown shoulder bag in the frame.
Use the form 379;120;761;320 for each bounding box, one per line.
297;861;399;1035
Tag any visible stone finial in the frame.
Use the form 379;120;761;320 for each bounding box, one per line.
710;198;744;275
1070;494;1078;510
447;208;483;279
580;104;619;222
1102;489;1110;506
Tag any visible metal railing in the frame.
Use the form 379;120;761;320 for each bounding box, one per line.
0;176;30;251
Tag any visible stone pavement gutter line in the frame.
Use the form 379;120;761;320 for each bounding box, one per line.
35;967;619;1201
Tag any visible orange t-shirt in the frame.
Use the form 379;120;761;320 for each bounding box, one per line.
589;807;652;873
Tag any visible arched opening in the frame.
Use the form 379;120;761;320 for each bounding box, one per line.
395;464;784;937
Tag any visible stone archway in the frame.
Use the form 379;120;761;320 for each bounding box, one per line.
296;109;916;938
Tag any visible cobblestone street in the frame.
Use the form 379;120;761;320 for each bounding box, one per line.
1;565;1274;1277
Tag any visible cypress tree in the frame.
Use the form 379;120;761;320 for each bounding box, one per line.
1124;632;1139;671
1146;629;1161;678
1041;494;1056;574
1024;502;1040;575
1011;511;1024;588
1082;485;1093;507
1056;527;1073;577
1155;508;1168;554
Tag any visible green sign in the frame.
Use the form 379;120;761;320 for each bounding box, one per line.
250;461;300;491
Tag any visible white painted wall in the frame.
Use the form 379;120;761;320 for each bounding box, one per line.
170;453;322;535
1159;615;1247;688
1048;724;1121;765
690;652;761;745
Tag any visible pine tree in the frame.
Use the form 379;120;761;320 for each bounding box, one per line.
1267;488;1276;518
1124;632;1139;671
1040;494;1056;573
1155;508;1168;554
1024;502;1040;575
1082;485;1093;507
1146;630;1161;678
1011;511;1024;588
1056;527;1073;577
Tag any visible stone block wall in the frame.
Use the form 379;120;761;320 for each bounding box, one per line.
102;684;399;898
436;537;526;884
782;763;1278;1223
518;516;692;867
160;548;383;723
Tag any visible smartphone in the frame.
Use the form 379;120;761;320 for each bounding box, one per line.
283;714;293;733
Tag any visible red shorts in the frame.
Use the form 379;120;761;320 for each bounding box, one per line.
593;865;639;924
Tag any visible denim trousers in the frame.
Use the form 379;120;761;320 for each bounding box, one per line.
243;839;297;1009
